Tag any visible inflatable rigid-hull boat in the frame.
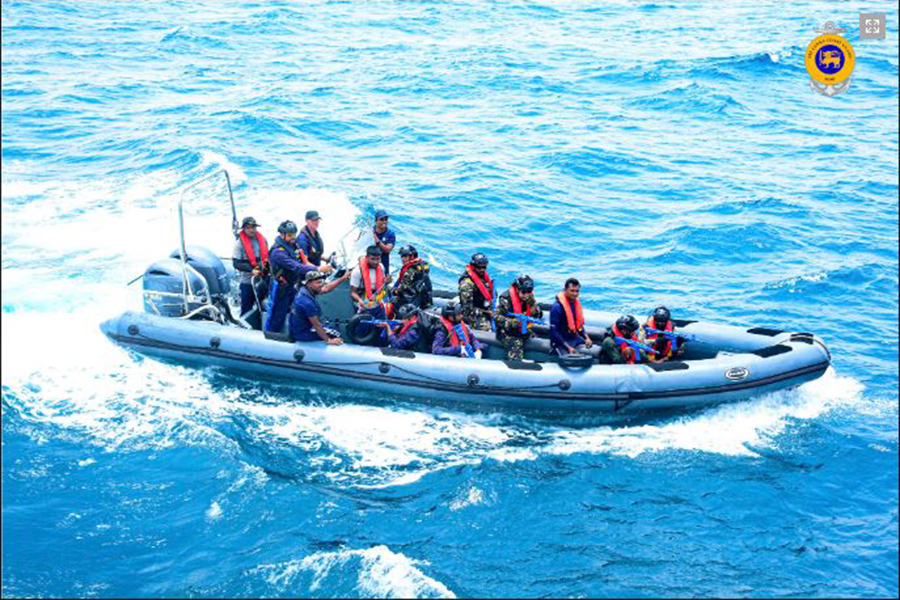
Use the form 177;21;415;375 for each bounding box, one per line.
100;306;831;414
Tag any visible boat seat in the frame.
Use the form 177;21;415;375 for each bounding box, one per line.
470;330;603;360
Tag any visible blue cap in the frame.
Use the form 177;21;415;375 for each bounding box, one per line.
374;209;389;220
305;210;321;221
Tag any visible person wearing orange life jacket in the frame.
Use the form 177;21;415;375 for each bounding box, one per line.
495;275;543;361
644;305;684;362
231;216;269;329
458;252;495;331
599;315;646;365
350;245;394;317
432;302;483;358
549;278;594;356
375;303;426;351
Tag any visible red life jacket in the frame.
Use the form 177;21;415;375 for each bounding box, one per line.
397;257;423;282
611;323;639;364
509;285;531;316
556;292;584;333
440;317;472;348
239;230;269;269
645;316;674;357
464;265;493;309
358;257;385;300
399;316;418;337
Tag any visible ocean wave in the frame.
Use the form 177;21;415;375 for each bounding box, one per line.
253;546;455;598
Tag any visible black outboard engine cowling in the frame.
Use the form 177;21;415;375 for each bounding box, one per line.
169;246;229;301
143;258;210;317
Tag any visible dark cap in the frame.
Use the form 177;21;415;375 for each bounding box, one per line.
241;216;259;228
374;209;389;220
366;245;381;257
305;210;321;221
304;270;327;283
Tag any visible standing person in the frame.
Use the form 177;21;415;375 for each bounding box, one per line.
350;245;393;313
297;210;326;267
231;216;269;329
265;221;318;333
391;244;433;310
549;278;593;356
458;252;495;331
495;275;543;361
372;209;396;273
289;270;352;344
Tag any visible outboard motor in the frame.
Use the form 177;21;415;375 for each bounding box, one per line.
142;258;211;317
168;246;229;302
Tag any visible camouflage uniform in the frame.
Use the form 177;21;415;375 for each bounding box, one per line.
495;291;543;361
392;260;433;310
458;275;494;331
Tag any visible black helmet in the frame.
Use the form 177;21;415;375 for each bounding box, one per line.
442;302;460;319
398;244;418;258
653;306;671;325
278;220;298;235
470;253;488;268
397;303;417;320
616;315;639;335
513;275;534;293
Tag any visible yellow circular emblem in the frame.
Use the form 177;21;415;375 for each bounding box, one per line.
805;34;855;84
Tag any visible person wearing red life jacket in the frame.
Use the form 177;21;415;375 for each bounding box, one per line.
376;303;426;352
350;245;393;317
645;305;684;362
549;278;594;356
432;302;483;358
495;275;543;361
458;252;495;331
391;245;433;311
231;216;270;330
599;315;646;365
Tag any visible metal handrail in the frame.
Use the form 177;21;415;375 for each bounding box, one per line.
176;169;237;315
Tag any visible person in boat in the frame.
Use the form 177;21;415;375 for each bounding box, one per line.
433;302;483;358
458;252;495;331
350;245;393;317
372;209;396;273
297;210;325;267
391;244;433;311
289;270;352;344
495;275;543;361
376;303;425;351
549;278;593;356
599;315;646;364
231;216;269;330
265;221;332;333
644;305;684;362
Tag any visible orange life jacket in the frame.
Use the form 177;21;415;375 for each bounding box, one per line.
358;257;385;300
464;265;493;309
397;257;423;282
440;317;473;348
239;230;269;270
612;323;639;364
645;316;674;357
509;285;531;316
399;316;418;336
556;292;584;334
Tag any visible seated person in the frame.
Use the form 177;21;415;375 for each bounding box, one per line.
599;315;646;364
644;306;684;362
549;278;593;355
350;245;393;318
376;304;424;351
432;302;483;359
289;269;352;343
392;245;433;309
458;252;495;331
495;275;543;361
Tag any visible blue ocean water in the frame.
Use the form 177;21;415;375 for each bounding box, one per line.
2;0;898;597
